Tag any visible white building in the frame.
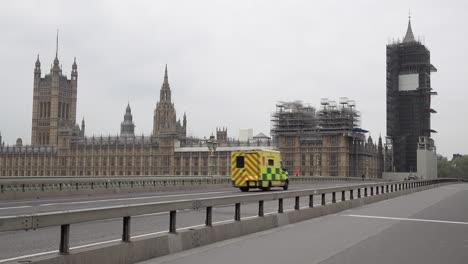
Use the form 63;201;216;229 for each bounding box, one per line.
239;128;253;142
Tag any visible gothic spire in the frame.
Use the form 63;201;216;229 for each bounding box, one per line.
80;117;86;137
52;29;61;72
403;16;416;43
159;65;171;102
35;54;41;76
126;102;131;113
164;64;168;84
55;29;59;58
121;103;135;137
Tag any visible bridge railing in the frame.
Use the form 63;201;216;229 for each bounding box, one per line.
0;175;381;194
0;178;460;255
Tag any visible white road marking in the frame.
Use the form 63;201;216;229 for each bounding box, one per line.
39;191;235;206
343;214;468;225
134;212;167;218
0;206;32;210
0;250;58;263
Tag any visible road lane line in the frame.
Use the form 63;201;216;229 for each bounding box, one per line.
343;214;468;225
0;206;32;210
39;191;236;206
37;183;362;207
0;250;58;263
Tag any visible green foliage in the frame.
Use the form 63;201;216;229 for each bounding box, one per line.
438;157;468;179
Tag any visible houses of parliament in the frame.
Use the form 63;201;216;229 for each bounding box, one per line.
0;42;383;178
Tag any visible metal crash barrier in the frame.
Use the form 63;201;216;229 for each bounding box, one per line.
0;178;460;255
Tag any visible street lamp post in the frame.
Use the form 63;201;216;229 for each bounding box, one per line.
207;134;218;177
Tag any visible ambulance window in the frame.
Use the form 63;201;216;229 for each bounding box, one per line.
236;156;245;168
268;159;274;166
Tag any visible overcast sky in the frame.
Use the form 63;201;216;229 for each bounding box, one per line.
0;0;467;158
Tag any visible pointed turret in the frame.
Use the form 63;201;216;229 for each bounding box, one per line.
378;135;383;153
121;103;135;137
126;102;131;113
159;65;172;102
35;54;41;68
164;64;168;83
71;57;78;80
403;17;416;43
80;117;85;137
34;54;41;77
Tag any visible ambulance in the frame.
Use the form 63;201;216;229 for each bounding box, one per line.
231;149;289;192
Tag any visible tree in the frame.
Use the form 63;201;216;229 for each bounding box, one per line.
438;156;468;179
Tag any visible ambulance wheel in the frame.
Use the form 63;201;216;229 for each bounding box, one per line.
240;187;249;192
283;180;289;191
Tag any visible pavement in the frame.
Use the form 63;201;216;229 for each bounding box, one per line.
0;182;367;263
138;183;468;264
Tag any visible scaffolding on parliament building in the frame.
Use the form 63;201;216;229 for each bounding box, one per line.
271;98;381;178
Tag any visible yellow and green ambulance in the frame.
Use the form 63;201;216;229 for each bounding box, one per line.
231;149;289;192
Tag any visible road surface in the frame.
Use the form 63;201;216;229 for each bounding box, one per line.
138;183;468;264
0;182;369;262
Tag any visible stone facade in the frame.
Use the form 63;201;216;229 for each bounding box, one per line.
276;134;383;178
271;101;384;178
153;65;186;137
31;52;78;146
0;46;382;178
0;53;240;177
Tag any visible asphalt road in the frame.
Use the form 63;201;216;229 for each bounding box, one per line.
0;182;369;262
138;183;468;264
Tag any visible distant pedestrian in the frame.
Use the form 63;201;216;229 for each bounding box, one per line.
361;174;365;181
